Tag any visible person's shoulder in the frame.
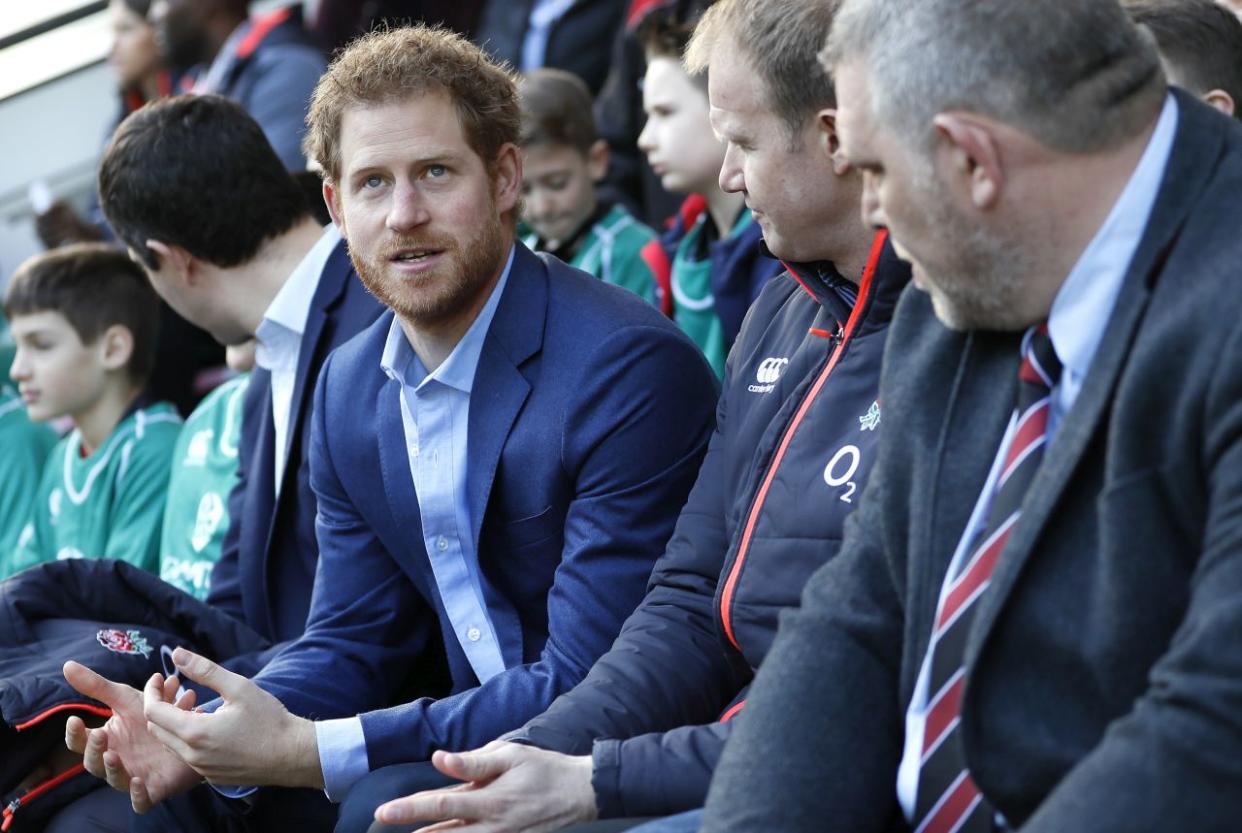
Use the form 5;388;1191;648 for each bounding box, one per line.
317;309;396;393
126;402;183;450
182;374;250;432
599;204;658;244
536;248;680;338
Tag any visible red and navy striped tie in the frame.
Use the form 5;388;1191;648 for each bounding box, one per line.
913;325;1062;833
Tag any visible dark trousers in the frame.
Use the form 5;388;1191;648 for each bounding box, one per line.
335;761;661;833
126;783;338;833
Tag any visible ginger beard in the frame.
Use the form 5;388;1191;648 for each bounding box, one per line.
347;188;509;328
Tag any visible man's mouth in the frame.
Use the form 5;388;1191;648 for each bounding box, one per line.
390;248;444;263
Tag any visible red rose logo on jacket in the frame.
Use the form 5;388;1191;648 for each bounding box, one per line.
96;628;153;658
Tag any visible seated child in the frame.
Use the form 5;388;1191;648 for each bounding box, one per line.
2;243;180;579
518;68;661;304
158;340;254;599
635;9;781;377
0;358;58;558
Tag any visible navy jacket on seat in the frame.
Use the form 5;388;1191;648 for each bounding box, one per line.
250;244;718;771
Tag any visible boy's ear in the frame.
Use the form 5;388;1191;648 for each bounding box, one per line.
816;108;851;176
587;139;610;182
145;240;196;283
98;324;135;374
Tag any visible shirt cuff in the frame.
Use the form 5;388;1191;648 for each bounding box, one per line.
316;717;370;803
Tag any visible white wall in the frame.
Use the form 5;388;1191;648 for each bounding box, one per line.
0;61;115;283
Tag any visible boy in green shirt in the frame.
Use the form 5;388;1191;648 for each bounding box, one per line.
0;377;58;557
518;68;660;304
3;243;181;579
158;342;253;599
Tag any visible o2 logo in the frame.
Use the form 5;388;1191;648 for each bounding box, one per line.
823;444;861;503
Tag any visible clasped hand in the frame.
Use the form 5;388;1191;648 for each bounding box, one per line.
62;647;320;813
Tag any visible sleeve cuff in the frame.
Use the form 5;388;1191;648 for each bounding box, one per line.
316;717;370;803
591;739;624;819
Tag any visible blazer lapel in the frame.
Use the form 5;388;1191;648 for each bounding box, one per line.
280;239;352;490
375;377;431;583
465;246;547;552
466;247;546;665
967;92;1225;660
908;330;1019;682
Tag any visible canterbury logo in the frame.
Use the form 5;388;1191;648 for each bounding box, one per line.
755;357;790;385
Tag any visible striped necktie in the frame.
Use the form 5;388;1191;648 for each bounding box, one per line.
913;325;1062;833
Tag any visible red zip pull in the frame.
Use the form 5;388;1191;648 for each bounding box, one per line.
1;764;88;831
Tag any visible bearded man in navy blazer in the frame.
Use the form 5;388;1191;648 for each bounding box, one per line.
64;25;717;833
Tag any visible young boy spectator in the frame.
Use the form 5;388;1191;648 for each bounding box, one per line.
636;8;780;376
158;341;254;599
0;372;58;559
1127;0;1242;117
518;68;661;305
2;243;180;579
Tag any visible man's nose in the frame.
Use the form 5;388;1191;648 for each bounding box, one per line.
718;144;744;194
387;182;430;232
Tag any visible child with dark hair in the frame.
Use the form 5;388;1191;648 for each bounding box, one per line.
518;68;660;304
635;6;780;377
2;243;181;579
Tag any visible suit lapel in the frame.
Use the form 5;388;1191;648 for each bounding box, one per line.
279;239;352;495
244;371;278;634
376;376;430;581
465;248;546;665
967;92;1225;660
910;332;1019;675
466;247;546;552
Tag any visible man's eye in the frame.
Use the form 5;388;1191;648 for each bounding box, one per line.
363;175;384;189
547;175;570;190
427;165;447;178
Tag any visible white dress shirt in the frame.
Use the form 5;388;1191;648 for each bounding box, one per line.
254;224;341;497
896;95;1179;824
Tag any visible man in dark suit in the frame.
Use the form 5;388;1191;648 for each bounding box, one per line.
65;25;717;833
692;0;1242;831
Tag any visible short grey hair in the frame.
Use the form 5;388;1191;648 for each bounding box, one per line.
685;0;839;137
822;0;1166;153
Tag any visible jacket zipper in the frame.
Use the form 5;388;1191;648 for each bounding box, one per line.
2;764;87;832
1;702;113;831
718;230;889;650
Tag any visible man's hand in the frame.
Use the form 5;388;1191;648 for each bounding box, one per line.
141;647;323;790
63;661;201;814
375;742;597;833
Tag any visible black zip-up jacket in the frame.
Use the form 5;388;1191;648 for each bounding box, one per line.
0;560;269;830
510;232;910;817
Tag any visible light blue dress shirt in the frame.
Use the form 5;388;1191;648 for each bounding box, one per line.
315;246;518;802
895;95;1179;824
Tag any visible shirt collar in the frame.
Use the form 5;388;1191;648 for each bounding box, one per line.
1048;94;1178;379
261;225;341;338
380;245;517;394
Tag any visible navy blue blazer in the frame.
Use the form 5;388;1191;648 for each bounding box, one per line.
208;238;383;669
253;244;718;770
